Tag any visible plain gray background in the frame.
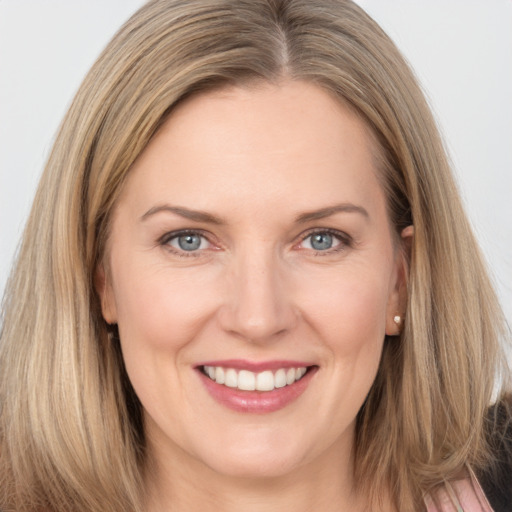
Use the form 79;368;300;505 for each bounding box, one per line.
1;1;511;323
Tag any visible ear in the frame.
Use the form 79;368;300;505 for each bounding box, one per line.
385;225;414;336
94;263;118;325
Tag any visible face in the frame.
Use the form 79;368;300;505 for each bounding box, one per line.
97;81;408;482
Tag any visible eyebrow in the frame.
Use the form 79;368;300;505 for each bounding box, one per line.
140;205;224;225
294;203;369;223
140;202;369;225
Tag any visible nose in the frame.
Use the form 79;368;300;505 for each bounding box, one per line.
217;247;298;343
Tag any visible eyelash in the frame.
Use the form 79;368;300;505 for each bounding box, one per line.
159;229;214;258
159;228;352;257
297;228;353;256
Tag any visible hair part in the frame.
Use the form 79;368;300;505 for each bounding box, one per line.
1;1;510;510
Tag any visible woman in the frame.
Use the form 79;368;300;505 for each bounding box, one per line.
0;1;510;510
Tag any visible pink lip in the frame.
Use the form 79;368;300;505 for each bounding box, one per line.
196;364;317;414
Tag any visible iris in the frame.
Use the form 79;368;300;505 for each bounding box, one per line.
177;234;202;251
310;233;333;251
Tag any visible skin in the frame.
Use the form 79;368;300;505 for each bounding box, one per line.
97;80;410;512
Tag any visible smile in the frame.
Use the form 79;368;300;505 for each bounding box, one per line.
201;365;308;392
197;362;317;413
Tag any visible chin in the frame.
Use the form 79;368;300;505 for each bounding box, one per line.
195;433;310;480
206;454;303;480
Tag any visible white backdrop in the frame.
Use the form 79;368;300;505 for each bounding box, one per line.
1;1;511;322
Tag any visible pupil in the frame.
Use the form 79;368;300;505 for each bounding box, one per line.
178;234;201;251
311;233;332;250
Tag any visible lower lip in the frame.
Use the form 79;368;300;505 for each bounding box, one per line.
198;368;317;414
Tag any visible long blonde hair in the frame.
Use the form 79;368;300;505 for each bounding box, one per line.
1;1;509;510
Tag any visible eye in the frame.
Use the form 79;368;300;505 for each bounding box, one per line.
162;230;212;254
298;230;348;252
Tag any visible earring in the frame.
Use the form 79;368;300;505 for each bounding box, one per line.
393;315;401;325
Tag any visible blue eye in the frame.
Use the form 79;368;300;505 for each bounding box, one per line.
164;231;210;253
310;233;334;250
176;234;202;251
300;231;344;252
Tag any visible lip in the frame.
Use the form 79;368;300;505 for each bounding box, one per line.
196;362;318;414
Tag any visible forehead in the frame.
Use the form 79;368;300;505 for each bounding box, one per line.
118;80;387;223
166;81;378;164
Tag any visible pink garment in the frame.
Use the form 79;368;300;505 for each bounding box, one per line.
424;467;494;512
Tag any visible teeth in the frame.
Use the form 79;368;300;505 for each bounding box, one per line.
203;365;309;392
238;370;255;391
274;368;287;388
296;367;307;379
216;366;225;384
225;368;238;388
256;371;274;391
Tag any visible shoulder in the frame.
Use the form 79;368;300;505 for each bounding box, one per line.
476;395;512;512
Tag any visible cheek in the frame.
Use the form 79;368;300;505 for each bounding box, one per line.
110;255;225;360
110;265;218;414
299;267;391;353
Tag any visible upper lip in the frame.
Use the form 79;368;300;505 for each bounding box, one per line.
195;359;315;372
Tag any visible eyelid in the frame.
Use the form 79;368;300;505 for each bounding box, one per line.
158;227;352;257
159;229;218;256
295;227;353;253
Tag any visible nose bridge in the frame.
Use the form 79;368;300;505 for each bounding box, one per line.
219;242;296;341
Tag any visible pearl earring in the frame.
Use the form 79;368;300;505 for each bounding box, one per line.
393;315;401;325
